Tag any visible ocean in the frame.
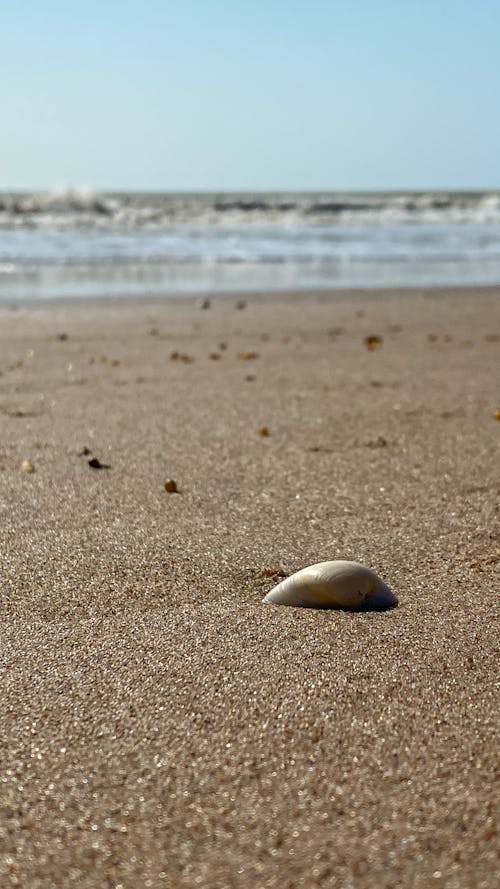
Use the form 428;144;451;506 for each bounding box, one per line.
1;189;500;300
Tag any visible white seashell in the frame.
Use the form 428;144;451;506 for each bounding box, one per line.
262;560;397;610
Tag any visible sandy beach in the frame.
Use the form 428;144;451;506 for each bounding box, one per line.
1;286;499;888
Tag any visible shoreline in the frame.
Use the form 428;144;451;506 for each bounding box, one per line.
2;282;500;312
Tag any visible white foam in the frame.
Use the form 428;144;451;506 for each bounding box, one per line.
1;189;500;298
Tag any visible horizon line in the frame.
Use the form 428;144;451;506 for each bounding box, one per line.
2;185;500;195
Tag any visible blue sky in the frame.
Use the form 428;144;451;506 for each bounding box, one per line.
2;1;500;191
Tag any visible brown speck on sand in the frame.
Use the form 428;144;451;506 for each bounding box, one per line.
364;334;383;351
365;435;388;448
237;350;258;360
164;478;179;493
169;351;194;363
88;457;110;470
260;564;288;579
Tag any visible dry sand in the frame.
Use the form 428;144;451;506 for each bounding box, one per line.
0;286;499;888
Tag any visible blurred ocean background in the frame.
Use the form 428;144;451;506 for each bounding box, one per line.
1;189;500;300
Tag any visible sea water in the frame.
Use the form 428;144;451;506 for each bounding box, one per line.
1;190;500;299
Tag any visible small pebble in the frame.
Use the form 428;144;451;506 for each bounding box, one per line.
20;459;35;473
259;426;270;437
237;351;258;361
88;458;110;470
164;478;179;493
364;335;383;351
169;351;194;363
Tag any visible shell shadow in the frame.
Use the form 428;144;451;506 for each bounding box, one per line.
360;596;399;612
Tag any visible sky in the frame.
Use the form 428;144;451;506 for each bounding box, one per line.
2;1;500;191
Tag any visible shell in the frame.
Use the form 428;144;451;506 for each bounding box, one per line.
262;560;397;610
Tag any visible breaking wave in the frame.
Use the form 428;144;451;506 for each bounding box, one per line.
2;188;500;230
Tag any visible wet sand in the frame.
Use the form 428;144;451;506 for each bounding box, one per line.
1;286;499;888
